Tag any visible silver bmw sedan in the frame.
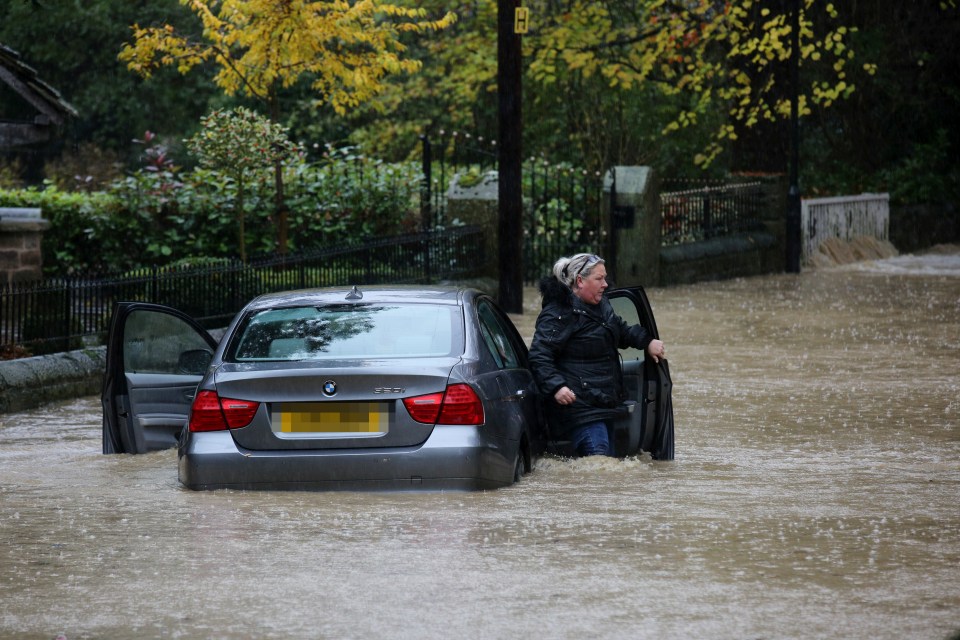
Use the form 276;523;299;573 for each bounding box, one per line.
102;286;549;490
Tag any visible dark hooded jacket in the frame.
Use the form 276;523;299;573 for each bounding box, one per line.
528;277;653;437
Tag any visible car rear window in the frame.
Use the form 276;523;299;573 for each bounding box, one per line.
228;303;462;361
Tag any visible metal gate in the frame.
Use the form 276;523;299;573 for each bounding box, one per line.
420;132;606;284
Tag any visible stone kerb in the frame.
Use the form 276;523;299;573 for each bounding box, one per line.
0;347;106;413
0;207;50;285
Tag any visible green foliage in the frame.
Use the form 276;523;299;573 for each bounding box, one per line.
187;108;300;176
186;107;302;261
346;0;858;174
454;167;487;189
531;197;582;239
0;145;424;276
799;1;960;201
41;143;126;192
2;0;956;225
879;130;960;205
0;186;122;275
0;157;26;189
118;0;456;113
0;0;216;154
285;146;424;243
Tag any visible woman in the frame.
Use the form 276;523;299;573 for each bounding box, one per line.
528;253;666;457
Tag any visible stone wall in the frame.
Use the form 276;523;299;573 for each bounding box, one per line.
659;176;786;286
609;172;787;287
445;171;500;281
659;231;780;287
604;167;661;287
0;347;106;413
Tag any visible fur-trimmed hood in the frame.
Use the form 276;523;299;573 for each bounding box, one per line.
538;276;574;309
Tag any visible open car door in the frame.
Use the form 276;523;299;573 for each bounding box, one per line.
607;287;675;460
101;303;217;454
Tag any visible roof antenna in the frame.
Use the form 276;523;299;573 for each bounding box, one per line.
345;285;363;300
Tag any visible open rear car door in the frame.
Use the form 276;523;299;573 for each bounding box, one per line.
101;303;217;454
607;287;675;460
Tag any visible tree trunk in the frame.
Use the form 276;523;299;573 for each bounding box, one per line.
237;178;247;264
270;92;288;256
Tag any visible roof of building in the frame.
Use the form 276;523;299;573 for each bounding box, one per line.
0;43;78;147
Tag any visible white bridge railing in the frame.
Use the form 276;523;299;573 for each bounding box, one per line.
801;193;890;261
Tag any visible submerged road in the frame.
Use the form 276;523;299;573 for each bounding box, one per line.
1;248;959;639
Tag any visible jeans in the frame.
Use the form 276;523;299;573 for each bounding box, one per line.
570;420;614;457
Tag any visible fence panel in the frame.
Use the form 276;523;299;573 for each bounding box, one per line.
420;133;605;283
525;160;605;283
800;193;889;260
421;131;498;231
0;227;484;354
660;181;765;246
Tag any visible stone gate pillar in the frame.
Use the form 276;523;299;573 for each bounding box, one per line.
603;166;660;287
0;208;49;285
445;171;500;283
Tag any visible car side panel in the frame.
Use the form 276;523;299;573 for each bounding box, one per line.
470;296;548;466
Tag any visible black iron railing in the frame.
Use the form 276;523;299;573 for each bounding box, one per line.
1;226;485;354
660;181;765;246
420;132;605;283
524;160;606;283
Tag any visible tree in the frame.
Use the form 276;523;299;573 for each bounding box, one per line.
0;0;216;176
799;0;960;202
341;0;858;174
186;107;300;263
524;0;860;167
119;0;457;252
337;1;501;160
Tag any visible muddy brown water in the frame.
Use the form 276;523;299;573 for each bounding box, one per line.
2;251;958;639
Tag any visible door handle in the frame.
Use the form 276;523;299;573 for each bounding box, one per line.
504;390;526;402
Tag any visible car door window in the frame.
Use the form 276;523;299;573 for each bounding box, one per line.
610;296;645;362
477;301;521;369
123;309;213;374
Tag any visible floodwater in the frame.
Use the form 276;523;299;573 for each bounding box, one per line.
2;249;959;640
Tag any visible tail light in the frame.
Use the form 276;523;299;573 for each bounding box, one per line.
403;383;485;425
189;390;260;432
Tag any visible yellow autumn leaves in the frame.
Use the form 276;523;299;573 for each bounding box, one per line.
120;0;456;114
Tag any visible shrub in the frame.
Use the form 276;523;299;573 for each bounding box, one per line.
42;143;125;192
0;185;122;275
186;108;302;262
0;143;426;278
879;129;960;205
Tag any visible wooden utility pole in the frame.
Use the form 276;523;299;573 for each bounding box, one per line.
497;0;524;312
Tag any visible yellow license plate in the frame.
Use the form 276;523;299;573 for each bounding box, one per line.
272;402;389;434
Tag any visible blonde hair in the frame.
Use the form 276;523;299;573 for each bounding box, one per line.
552;253;605;288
